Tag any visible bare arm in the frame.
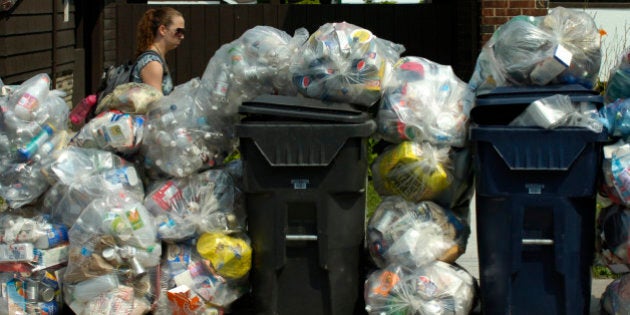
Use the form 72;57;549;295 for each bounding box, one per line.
140;60;164;92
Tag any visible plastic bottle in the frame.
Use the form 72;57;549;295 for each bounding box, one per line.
211;67;230;104
69;94;97;128
17;123;55;161
34;223;69;249
101;247;123;267
120;242;161;268
31;133;62;163
146;103;179;132
155;130;176;147
4;110;41;139
72;274;119;302
13;75;50;121
104;202;157;249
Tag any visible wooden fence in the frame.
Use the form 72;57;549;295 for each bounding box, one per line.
104;1;478;93
0;0;75;85
0;0;479;99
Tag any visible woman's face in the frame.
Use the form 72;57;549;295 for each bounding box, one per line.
165;16;185;50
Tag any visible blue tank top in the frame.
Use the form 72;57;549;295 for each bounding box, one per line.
131;51;174;95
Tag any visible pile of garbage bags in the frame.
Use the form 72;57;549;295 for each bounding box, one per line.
596;50;630;283
360;24;479;315
0;69;250;313
0;5;616;313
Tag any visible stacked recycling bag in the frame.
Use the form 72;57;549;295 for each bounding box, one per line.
597;79;630;313
140;79;236;179
0;212;68;315
469;6;602;95
365;52;477;313
371;55;474;248
601;273;630;314
200;25;309;116
65;88;249;314
61;192;159;314
0;74;70;209
148;166;251;315
289;21;405;107
0;51;251;313
0;74;73;315
64;24;312;314
364;196;476;315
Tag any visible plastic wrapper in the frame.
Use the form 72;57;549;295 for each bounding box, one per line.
598;203;630;272
367;196;468;268
377;56;473;147
95;82;163;115
610;144;630;207
0;161;50;209
196;232;252;280
0;74;70;209
142;78;237;178
200;26;309;115
0;213;68;248
600;99;630;139
290;22;405;107
144;168;243;242
0;212;70;272
42;147;144;227
64;275;153;315
600;140;626;206
63;192;159;315
372;141;453;202
364;262;476;315
601;273;630;315
0;269;65;315
510;94;603;132
154;241;248;313
469;7;601;94
64;192;159;282
605;48;630;104
70;110;145;156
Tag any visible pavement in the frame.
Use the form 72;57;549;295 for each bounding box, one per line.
455;194;614;315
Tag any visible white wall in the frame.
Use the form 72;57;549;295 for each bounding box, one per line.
584;8;629;81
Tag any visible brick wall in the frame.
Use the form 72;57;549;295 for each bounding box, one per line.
481;0;549;46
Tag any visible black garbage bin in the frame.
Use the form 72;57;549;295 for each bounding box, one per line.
469;85;608;315
235;95;375;315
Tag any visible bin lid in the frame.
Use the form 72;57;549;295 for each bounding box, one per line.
471;84;603;125
239;94;372;124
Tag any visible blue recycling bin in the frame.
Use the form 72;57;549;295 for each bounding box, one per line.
469;85;608;315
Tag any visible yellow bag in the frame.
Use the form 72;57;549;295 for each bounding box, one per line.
372;141;451;202
196;232;252;280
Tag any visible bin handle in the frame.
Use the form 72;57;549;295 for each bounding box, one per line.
286;234;318;241
522;238;554;245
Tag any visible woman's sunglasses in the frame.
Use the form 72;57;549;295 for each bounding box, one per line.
174;28;185;36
